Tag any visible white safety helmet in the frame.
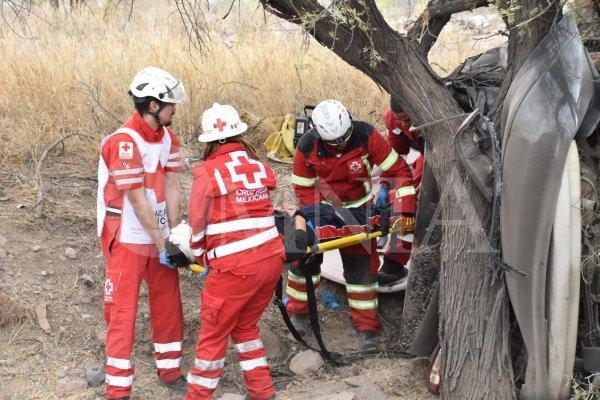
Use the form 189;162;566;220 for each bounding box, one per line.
312;99;352;143
198;103;248;143
129;66;186;104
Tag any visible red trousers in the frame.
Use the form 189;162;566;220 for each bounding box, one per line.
185;254;284;400
385;234;412;266
101;218;184;399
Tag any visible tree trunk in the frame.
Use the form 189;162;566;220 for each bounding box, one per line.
256;0;558;398
259;0;516;397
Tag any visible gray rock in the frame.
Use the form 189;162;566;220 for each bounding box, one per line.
0;196;10;202
289;350;323;375
86;364;105;387
217;394;245;400
56;366;68;378
31;245;42;252
316;392;356;400
64;248;77;259
351;382;387;400
57;376;88;397
79;274;94;286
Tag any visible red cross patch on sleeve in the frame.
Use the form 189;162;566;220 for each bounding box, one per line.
119;142;134;159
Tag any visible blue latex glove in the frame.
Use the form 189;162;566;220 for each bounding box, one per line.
199;267;210;279
159;249;175;269
376;186;390;207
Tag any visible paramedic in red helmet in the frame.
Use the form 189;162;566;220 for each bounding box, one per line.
288;99;416;349
97;67;187;399
379;96;426;283
185;103;284;400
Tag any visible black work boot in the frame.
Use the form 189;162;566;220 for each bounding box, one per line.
159;376;187;394
356;330;380;350
290;314;310;336
377;257;408;284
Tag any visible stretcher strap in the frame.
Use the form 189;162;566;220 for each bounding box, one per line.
274;277;313;349
303;268;346;366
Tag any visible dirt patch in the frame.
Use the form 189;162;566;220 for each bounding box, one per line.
0;158;435;399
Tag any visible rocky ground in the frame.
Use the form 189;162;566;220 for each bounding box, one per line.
0;160;436;400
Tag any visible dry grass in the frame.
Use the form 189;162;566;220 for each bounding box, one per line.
0;0;505;225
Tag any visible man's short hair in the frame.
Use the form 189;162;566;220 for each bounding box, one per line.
390;97;403;113
129;91;162;114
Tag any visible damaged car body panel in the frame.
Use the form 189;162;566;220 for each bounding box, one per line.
500;14;598;400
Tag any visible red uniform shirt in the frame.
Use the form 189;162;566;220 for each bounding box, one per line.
291;121;416;214
384;107;424;155
189;143;284;271
101;112;185;209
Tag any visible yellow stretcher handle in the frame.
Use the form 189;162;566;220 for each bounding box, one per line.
190;264;207;274
307;230;386;255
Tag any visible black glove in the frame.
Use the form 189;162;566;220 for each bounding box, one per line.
374;205;390;236
165;240;192;269
285;229;308;264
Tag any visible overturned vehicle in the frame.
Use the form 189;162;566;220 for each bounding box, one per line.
407;14;600;399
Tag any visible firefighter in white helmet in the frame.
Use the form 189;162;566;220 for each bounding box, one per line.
185;103;284;399
97;67;187;399
288;99;416;350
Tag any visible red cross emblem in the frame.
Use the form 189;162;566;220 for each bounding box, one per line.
119;141;133;159
226;152;267;189
213;118;227;132
349;160;363;173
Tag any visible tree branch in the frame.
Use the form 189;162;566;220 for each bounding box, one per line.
407;0;490;55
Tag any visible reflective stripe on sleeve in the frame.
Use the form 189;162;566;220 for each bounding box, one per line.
396;186;416;198
105;374;133;388
115;177;144;186
166;161;183;168
111;168;144;176
194;358;225;371
342;193;373;208
234;339;263;353
291;174;317;187
239;357;268;371
206;216;275;235
169;152;180;160
106;357;132;370
379;150;399;171
154;342;182;353
187;373;219;389
156;358;181;369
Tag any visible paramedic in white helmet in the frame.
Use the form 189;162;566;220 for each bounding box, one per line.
288;99;416;350
97;67;187;399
